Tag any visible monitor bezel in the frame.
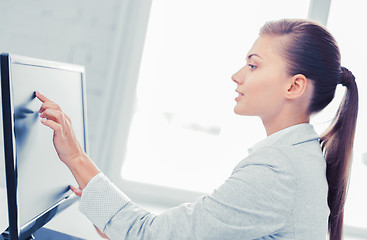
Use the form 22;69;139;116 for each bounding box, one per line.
0;53;89;240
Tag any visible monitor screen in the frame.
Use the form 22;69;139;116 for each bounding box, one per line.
1;53;88;240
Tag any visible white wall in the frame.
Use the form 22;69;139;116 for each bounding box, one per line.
0;0;146;165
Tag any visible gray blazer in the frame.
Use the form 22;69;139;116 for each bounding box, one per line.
80;123;329;239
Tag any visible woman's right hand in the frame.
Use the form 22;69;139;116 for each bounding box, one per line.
36;91;85;167
36;91;99;189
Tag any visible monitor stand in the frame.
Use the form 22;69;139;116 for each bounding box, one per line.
32;227;85;240
1;227;85;240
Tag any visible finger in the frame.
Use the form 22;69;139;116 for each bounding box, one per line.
70;185;82;196
65;115;72;126
40;108;72;127
40;118;62;133
40;108;65;125
39;101;61;113
35;91;52;104
94;226;109;239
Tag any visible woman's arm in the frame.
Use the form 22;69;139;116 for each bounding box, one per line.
79;149;296;240
36;91;99;189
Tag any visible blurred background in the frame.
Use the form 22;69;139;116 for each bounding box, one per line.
0;0;366;239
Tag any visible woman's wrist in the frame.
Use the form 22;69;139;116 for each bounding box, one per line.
68;153;100;189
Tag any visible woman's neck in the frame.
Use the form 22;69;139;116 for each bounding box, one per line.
261;110;310;136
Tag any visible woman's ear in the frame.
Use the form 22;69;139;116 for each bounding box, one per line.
285;74;308;99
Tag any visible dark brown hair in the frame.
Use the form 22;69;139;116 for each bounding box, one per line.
260;19;358;239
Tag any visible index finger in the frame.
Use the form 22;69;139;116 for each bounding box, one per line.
35;91;52;103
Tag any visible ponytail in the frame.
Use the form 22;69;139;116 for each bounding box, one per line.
320;67;359;239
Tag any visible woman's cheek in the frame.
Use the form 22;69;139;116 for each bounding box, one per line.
244;79;270;114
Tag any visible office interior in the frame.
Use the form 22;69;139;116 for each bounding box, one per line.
0;0;366;239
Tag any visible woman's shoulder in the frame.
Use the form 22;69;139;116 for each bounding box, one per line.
233;145;293;174
232;141;327;196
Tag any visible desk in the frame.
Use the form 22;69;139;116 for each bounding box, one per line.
1;196;166;239
43;202;103;240
1;200;102;240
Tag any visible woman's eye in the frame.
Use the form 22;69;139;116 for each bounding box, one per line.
248;64;256;70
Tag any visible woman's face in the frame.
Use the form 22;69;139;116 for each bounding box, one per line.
232;35;291;120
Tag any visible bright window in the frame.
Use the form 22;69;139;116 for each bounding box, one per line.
121;0;310;193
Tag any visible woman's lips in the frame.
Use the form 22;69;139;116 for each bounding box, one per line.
235;90;244;101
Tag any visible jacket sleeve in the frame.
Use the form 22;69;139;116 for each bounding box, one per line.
79;147;295;240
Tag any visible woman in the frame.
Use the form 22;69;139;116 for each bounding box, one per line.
36;19;358;239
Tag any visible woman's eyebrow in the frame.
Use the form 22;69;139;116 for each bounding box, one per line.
247;53;263;60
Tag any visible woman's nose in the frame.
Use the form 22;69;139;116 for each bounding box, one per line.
232;66;247;84
232;72;242;85
232;75;238;84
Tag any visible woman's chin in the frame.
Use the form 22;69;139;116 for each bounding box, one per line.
234;106;255;116
234;107;246;116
